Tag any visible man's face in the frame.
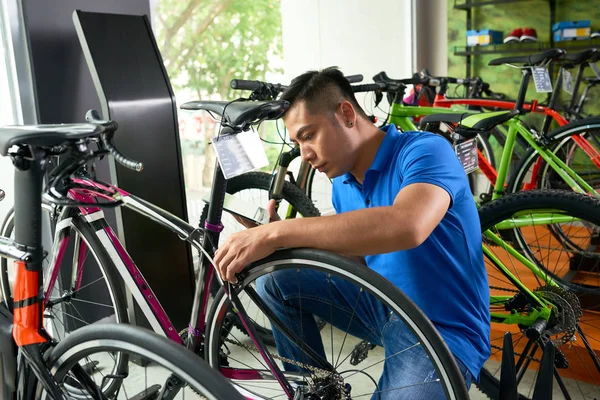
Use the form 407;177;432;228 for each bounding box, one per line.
283;101;354;179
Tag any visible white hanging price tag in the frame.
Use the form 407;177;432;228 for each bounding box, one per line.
212;129;269;179
562;69;573;95
454;138;479;174
531;67;553;93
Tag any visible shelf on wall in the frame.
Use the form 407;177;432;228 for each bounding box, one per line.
454;39;600;56
454;0;547;10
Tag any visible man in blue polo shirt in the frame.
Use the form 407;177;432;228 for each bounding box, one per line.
214;67;490;398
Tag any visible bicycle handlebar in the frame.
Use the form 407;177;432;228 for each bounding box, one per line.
351;82;387;92
230;74;363;93
344;74;364;83
85;110;143;172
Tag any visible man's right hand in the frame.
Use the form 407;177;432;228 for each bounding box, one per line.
233;199;281;229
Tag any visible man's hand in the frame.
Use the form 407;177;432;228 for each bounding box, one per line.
215;199;281;283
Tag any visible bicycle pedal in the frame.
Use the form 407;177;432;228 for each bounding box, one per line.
350;340;376;366
81;360;100;375
129;384;161;400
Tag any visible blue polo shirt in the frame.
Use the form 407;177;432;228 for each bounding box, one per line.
332;125;490;379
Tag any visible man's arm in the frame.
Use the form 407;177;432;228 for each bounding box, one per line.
271;182;450;255
214;182;449;282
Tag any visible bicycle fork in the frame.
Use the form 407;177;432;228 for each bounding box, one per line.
270;147;310;219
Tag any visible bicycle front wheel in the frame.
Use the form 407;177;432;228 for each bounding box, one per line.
205;248;469;400
201;171;320;346
37;323;243;399
477;190;600;399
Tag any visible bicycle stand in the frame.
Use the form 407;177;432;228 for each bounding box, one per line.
499;332;556;400
499;332;518;400
532;342;555;400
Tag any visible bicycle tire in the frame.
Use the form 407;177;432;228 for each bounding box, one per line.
38;323;243;399
205;248;469;400
201;171;320;346
2;209;130;397
224;171;321;217
476;190;600;399
508;120;600;195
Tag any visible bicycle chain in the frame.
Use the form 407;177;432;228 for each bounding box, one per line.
224;337;332;375
180;325;333;398
490;285;518;293
224;337;351;399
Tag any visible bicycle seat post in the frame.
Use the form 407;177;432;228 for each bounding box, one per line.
514;68;532;114
569;63;585;111
13;149;44;270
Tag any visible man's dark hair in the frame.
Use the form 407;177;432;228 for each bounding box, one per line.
280;67;368;119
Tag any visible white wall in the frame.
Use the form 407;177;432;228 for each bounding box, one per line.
280;0;413;95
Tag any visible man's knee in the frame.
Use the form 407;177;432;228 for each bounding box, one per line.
255;274;275;300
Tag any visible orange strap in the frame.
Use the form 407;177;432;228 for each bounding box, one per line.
12;260;46;346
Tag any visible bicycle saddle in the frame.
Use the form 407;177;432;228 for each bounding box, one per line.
489;49;565;67
563;48;598;65
419;110;519;137
0;124;104;156
180;100;289;128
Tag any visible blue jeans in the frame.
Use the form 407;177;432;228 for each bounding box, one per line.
256;268;472;400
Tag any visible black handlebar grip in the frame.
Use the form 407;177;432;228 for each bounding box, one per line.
345;74;364;83
525;318;548;340
230;79;264;91
85;109;143;172
104;139;144;172
352;83;386;92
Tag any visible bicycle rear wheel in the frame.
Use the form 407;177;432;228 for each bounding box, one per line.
205;248;469;399
37;323;243;399
477;190;600;399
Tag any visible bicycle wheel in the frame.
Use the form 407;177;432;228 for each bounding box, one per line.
508;125;600;195
477;190;600;399
1;208;129;397
37;323;243;399
201;171;320;346
205;248;469;399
